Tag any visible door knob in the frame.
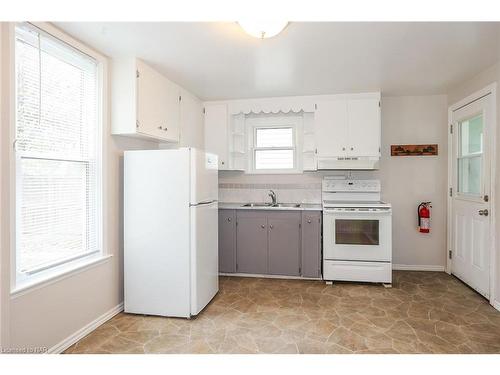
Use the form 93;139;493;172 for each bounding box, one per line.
269;224;273;229
227;217;231;222
261;224;265;228
307;219;312;224
479;209;489;216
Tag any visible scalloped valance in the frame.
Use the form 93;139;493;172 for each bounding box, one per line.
227;97;315;115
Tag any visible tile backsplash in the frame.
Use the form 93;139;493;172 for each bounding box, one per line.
218;182;322;204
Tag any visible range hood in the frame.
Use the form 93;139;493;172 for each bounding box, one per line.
317;156;380;170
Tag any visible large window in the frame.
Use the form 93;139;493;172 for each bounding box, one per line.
15;23;102;286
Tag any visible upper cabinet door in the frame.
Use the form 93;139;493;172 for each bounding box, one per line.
347;98;381;157
315;99;349;158
204;103;228;170
136;59;180;142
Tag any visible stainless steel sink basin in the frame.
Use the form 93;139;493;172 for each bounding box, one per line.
242;203;301;208
242;203;272;207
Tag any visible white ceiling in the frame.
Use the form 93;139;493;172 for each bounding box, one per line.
55;22;500;101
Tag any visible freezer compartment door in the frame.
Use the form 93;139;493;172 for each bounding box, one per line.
190;148;218;204
190;201;219;315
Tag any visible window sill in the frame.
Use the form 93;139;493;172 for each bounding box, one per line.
10;254;113;299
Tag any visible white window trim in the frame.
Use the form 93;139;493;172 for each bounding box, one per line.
9;22;110;293
246;115;303;174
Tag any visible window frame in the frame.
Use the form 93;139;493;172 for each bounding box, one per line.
10;22;109;293
246;115;303;174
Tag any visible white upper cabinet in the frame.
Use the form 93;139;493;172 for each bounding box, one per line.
347;98;381;157
204;103;229;169
112;58;180;142
315;99;349;158
314;93;381;169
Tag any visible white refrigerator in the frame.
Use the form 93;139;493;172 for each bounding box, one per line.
124;148;219;318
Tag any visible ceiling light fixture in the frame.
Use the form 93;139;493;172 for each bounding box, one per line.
238;21;288;39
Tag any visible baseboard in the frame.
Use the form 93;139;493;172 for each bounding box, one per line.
219;272;322;281
48;302;124;354
392;264;445;272
492;300;500;312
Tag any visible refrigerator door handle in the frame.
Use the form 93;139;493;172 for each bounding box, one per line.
190;200;218;207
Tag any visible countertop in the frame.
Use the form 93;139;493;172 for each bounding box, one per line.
218;202;322;211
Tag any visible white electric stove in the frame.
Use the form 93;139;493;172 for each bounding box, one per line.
322;177;392;285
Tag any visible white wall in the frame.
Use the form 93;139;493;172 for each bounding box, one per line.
219;95;449;269
379;96;448;268
447;62;500;307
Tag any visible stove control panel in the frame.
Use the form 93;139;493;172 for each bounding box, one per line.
322;179;381;193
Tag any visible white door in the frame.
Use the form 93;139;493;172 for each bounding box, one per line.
204;103;229;169
136;59;180;142
348;98;381;157
451;95;492;298
315;99;349;158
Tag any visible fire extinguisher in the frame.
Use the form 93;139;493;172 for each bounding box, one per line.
418;202;432;233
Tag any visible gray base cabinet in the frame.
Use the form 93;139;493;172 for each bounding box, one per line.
235;211;268;274
268;211;301;276
218;208;322;279
301;211;322;278
218;209;236;273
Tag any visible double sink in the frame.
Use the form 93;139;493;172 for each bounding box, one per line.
242;203;301;208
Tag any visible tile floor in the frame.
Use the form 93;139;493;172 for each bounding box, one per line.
64;271;500;354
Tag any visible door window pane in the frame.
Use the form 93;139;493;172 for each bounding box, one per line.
457;114;483;196
460;115;483;156
458;156;481;195
335;219;379;245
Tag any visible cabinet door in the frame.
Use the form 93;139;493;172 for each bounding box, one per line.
204;104;228;170
314;99;348;158
218;210;236;273
268;212;301;276
236;211;268;274
301;211;322;278
347;98;380;157
136;59;180;142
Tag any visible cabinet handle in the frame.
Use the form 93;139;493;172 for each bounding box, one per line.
270;224;273;229
350;147;354;151
227;217;231;222
164;127;168;132
261;224;265;228
307;219;312;224
342;147;345;151
157;126;163;130
221;161;225;165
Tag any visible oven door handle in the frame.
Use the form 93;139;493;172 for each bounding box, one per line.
323;209;392;215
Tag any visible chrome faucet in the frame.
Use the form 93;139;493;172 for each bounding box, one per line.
268;190;277;206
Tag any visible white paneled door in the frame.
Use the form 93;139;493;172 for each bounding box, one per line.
451;94;492;298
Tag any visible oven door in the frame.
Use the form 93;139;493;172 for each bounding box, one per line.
323;208;392;262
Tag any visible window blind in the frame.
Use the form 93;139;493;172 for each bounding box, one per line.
15;23;101;276
254;127;295;170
